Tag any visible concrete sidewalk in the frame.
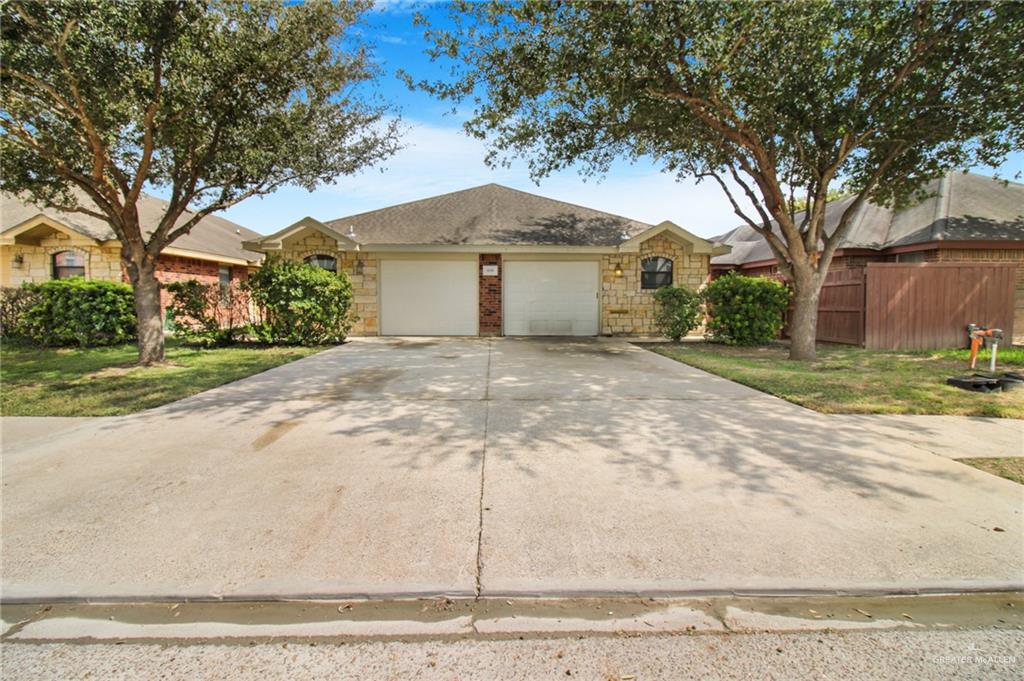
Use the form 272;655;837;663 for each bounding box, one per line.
833;414;1022;459
1;338;1021;601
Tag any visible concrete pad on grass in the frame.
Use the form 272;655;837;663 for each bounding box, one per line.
835;414;1023;459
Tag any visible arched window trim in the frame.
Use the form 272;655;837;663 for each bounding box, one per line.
640;256;673;289
51;250;86;280
304;254;337;273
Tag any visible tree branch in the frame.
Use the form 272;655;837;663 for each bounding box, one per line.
699;170;794;279
819;142;906;274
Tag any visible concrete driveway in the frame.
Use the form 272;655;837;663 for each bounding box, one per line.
2;338;1022;601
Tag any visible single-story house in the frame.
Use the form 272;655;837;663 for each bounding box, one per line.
711;171;1024;348
245;183;727;337
1;192;264;309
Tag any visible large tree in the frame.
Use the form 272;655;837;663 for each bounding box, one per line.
416;0;1023;359
1;0;400;364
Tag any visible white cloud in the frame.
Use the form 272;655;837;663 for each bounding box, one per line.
221;120;745;238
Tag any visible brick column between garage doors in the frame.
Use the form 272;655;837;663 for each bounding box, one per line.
479;254;502;336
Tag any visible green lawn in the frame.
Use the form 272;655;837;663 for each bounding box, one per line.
956;458;1024;485
0;339;325;416
649;342;1024;418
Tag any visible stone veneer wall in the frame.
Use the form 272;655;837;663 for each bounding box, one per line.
276;231;379;336
600;234;709;336
0;232;121;286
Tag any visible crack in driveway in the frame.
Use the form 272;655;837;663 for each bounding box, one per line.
475;338;493;598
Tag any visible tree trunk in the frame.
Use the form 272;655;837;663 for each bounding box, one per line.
788;273;822;361
126;259;166;365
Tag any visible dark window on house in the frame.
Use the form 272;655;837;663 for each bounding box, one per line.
217;265;232;304
218;265;232;286
304;254;337;273
51;250;85;279
641;256;673;289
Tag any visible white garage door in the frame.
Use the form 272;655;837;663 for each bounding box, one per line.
380;260;478;335
504;261;599;336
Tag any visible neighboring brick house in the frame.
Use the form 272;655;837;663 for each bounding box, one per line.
245;184;726;337
711;171;1024;346
0;192;263;311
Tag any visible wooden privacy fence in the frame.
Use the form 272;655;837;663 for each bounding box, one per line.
863;262;1016;350
780;262;1017;350
780;267;866;346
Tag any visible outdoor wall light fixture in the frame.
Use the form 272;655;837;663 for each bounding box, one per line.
354;258;365;275
613;263;624;277
12;254;24;269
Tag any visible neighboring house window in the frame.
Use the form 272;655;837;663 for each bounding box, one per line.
51;250;85;279
218;265;232;304
304;254;337;273
641;256;673;289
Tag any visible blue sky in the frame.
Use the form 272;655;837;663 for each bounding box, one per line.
220;3;1024;239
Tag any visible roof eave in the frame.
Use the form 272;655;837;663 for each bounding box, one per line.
1;214;102;245
618;220;719;254
362;243;619;254
249;216;359;252
161;246;259;267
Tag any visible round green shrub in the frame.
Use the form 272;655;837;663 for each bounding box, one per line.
0;286;40;339
703;272;790;345
19;278;136;346
652;285;702;341
244;257;354;345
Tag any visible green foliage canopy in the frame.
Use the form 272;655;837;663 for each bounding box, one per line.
1;0;399;250
419;1;1021;246
703;273;791;346
18;278;137;347
652;285;703;342
245;258;355;345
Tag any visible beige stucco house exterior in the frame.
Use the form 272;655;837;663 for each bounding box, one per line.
246;184;728;337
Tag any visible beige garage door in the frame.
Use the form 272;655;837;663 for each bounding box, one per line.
504;261;599;336
380;259;478;336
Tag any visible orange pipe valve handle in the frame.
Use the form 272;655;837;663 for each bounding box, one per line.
966;325;1003;372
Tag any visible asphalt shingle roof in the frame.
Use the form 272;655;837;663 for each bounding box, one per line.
2;191;264;263
711;171;1024;266
323;183;651;246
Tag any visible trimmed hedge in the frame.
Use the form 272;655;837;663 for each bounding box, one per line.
0;286;40;338
18;279;136;347
653;285;703;341
703;273;790;345
245;258;354;345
